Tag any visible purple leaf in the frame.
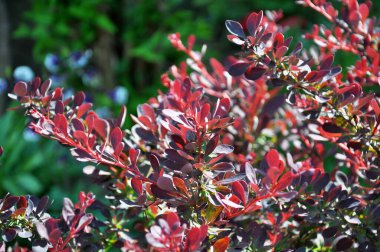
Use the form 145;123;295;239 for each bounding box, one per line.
14;81;28;97
157;174;176;192
334;236;353;251
32;238;49;252
245;163;257;184
337;197;360;209
205;135;219;157
150;184;175;200
31;77;41;92
150;154;160;172
228;62;250;76
322;123;345;133
247;11;263;36
74;91;86;106
35;222;49;240
2;228;17;242
1;196;19;211
322;226;338;239
18;229;33;239
36;196;49;215
55;100;64;114
76;213;93;232
225;20;246;38
212;144;234;154
291;41;303;55
62;198;75;224
211;162;235;172
40;79;51;96
218;174;246;185
221;198;243;208
268;78;290;87
244;66;266;80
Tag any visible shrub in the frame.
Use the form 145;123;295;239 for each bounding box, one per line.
1;0;379;251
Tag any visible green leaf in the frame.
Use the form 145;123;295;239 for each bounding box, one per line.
96;15;117;33
16;174;42;194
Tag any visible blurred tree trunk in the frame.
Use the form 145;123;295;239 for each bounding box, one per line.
93;5;116;89
0;0;11;114
94;30;116;88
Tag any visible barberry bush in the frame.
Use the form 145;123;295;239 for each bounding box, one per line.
1;0;380;251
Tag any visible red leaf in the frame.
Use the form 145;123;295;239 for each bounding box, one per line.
274;171;293;192
214;97;231;117
114;142;125;157
77;103;92;119
221;196;243;209
320;55;334;70
116;105;127;128
85;113;96;136
94;118;110;140
359;3;369;22
275;46;288;59
213;237;229;252
200;103;210;121
320;123;345;138
266;149;280;167
17;196;27;209
173;177;189;196
138;104;155;121
52;87;63;100
73;131;88;147
110;127;123;149
185;225;208;251
267;166;282;185
273;33;284;49
129;148;140;167
131;178;143;195
54;114;68;136
187;34;195;50
71;118;85;131
232;181;246;205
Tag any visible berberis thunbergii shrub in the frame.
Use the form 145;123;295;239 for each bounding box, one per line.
1;0;379;251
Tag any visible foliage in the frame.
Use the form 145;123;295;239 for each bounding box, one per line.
1;0;380;251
